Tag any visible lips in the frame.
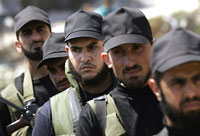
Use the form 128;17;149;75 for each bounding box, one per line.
57;80;70;91
80;65;95;71
31;42;43;48
124;67;141;77
182;100;200;111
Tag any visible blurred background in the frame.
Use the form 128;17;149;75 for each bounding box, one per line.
0;0;200;90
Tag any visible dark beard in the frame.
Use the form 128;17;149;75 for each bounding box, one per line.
21;45;43;61
160;91;200;129
119;65;151;90
69;60;110;86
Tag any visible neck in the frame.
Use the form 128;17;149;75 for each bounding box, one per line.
27;59;48;80
80;72;112;94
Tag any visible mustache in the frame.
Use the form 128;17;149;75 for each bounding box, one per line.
80;62;96;70
123;65;142;73
56;78;69;86
180;96;200;106
31;40;43;46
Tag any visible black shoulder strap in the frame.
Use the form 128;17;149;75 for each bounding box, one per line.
94;95;107;136
69;87;82;133
14;73;24;95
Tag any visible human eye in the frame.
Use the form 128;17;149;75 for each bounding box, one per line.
37;26;46;32
192;74;200;85
48;68;56;74
88;45;97;51
22;29;32;36
71;47;81;53
132;44;144;52
113;48;123;55
169;78;186;89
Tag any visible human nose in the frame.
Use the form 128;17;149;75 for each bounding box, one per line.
124;52;136;67
32;30;41;41
57;70;66;81
80;50;92;63
184;82;199;99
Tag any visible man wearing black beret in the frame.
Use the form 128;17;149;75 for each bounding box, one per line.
0;6;59;136
32;9;117;136
76;7;163;136
149;27;200;136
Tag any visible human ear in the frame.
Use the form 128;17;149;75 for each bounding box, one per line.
148;78;162;101
15;41;23;53
101;52;112;68
65;45;69;53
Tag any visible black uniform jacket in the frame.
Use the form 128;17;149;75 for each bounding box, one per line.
76;84;164;136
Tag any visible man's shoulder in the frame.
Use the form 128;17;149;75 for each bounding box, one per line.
39;100;51;117
50;87;71;100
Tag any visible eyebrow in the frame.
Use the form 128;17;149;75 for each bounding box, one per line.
70;41;98;48
87;42;98;47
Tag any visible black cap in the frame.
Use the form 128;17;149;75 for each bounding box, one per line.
14;5;50;33
64;10;103;43
103;7;152;52
151;27;200;76
38;33;68;69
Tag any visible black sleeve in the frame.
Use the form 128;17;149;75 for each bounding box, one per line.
32;101;54;136
76;104;103;136
0;102;12;136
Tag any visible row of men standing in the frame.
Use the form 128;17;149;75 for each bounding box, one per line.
1;4;200;136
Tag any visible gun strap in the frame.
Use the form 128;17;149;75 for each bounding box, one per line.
69;87;81;132
94;95;107;136
23;71;35;103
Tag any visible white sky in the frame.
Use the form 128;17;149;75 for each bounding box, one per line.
140;0;199;18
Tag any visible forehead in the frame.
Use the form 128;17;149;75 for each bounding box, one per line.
67;37;102;47
19;21;49;32
162;61;200;79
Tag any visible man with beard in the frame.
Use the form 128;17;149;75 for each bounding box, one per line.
149;27;200;136
76;7;163;136
0;6;59;136
32;10;117;136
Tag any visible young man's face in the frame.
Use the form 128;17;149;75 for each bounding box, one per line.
103;42;151;89
66;37;109;85
151;61;200;128
46;57;70;91
16;21;51;61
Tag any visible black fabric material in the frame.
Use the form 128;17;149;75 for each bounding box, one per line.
156;126;200;136
103;7;152;52
151;27;200;76
0;74;59;136
14;73;24;95
38;32;68;68
76;84;164;136
32;75;59;106
95;98;107;136
32;101;55;136
14;5;50;32
64;10;103;42
0;102;11;136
